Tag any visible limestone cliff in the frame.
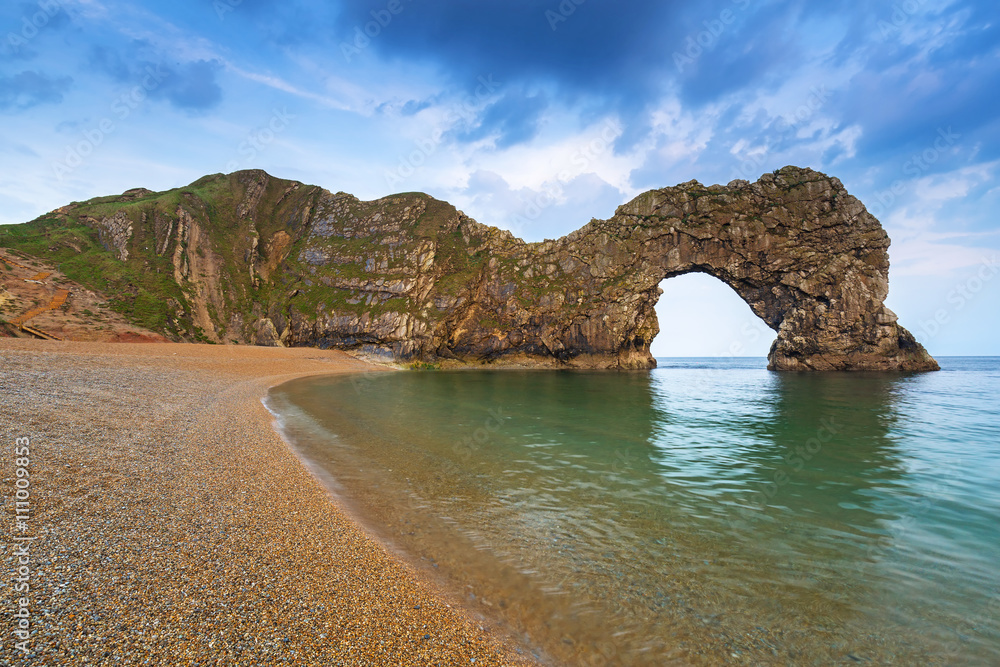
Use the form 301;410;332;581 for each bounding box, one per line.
0;167;938;371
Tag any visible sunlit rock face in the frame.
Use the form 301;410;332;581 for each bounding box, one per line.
11;167;937;371
524;166;939;371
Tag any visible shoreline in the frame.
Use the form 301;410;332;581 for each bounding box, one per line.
0;339;532;665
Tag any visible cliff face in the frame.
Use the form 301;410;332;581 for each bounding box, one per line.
0;167;938;371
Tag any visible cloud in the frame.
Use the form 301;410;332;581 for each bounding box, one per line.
0;70;72;111
327;0;861;150
227;64;352;111
455;168;626;241
87;44;132;81
330;0;688;140
673;2;805;106
457;89;549;149
890;236;998;276
833;2;1000;164
0;0;74;60
0;136;40;157
333;1;675;87
87;43;224;111
400;98;432;116
882;161;1000;275
160;59;223;110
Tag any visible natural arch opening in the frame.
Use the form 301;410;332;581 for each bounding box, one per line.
650;273;774;358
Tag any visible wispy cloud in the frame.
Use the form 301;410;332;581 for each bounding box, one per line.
225;64;353;112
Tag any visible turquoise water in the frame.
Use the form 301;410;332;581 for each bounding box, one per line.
267;358;1000;665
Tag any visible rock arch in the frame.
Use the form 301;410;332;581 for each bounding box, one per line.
436;167;938;371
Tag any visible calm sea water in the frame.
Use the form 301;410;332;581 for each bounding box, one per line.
266;358;1000;665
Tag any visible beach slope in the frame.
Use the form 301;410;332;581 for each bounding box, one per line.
1;340;528;665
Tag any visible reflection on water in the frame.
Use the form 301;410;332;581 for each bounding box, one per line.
267;358;1000;665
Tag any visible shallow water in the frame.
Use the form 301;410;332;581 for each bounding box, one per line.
267;358;1000;665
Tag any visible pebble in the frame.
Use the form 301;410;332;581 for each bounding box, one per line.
0;339;530;666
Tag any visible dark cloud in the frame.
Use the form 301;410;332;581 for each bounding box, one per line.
0;70;71;111
159;60;224;110
333;1;686;116
330;0;999;169
673;3;804;106
328;0;868;151
336;0;683;88
87;43;224;111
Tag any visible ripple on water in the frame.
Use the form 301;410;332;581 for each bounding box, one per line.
270;358;1000;665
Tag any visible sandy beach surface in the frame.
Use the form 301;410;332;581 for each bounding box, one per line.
1;339;532;666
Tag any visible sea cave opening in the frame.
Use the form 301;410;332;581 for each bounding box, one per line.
650;273;774;360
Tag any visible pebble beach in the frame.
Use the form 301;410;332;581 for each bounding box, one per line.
1;340;531;666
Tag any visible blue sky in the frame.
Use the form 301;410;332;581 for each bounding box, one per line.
2;0;997;356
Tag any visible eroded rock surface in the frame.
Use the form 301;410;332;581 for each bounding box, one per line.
1;167;938;371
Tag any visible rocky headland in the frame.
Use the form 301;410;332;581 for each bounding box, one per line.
0;166;938;371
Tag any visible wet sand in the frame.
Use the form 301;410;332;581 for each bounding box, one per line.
0;340;532;666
